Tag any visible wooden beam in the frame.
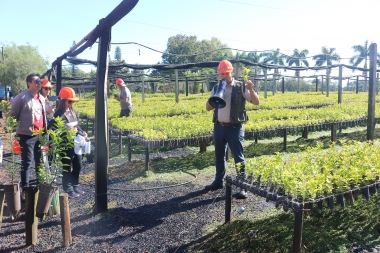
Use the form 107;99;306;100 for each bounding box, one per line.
94;18;111;214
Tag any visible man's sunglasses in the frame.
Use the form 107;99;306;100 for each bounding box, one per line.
67;100;75;104
43;87;51;91
34;78;42;84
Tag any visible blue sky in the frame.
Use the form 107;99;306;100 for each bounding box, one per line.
1;0;380;77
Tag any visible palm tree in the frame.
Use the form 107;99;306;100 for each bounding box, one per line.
312;46;340;75
349;40;369;77
286;49;309;77
261;49;286;95
312;47;340;96
247;50;263;90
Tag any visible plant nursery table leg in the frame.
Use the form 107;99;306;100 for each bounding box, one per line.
292;206;304;253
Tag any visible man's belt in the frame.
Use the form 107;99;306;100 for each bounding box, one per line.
217;121;238;127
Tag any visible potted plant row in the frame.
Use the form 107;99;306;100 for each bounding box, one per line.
35;117;75;219
0;100;21;219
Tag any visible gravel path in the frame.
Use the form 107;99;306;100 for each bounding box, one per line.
1;155;274;253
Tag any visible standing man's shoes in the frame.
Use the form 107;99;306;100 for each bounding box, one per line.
236;188;248;199
204;182;223;191
67;191;80;199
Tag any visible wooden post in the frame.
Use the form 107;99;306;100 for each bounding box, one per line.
302;127;308;139
297;77;300;93
145;143;150;171
264;68;268;99
141;74;145;102
25;186;38;246
292;204;304;253
225;182;232;224
331;123;337;142
185;77;189;96
199;140;207;153
272;72;276;95
367;43;377;141
175;69;179;103
326;68;330;97
0;189;4;233
321;76;324;94
356;76;359;94
56;61;62;96
94;18;110;214
316;77;318;92
338;65;343;104
59;193;72;247
255;133;258;144
282;76;285;93
128;137;132;161
283;128;287;151
118;131;122;155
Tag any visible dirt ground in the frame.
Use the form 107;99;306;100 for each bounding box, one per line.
0;115;274;252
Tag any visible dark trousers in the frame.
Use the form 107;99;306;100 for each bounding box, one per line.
120;108;131;117
213;123;246;184
19;134;42;189
62;147;83;193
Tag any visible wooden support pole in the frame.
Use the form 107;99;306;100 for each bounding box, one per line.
128;137;132;162
225;183;232;224
255;133;258;144
338;65;343;104
175;69;179;103
297;77;300;93
25;186;38;246
56;61;62;96
326;69;330;97
94;18;110;214
331;123;337;142
283;128;287;151
118;131;122;155
145;143;150;171
272;72;276;95
264;68;268;99
367;43;377;141
185;77;189;96
282;76;285;93
199;140;207;153
316;77;318;92
302;127;308;139
292;204;304;253
0;189;4;233
59;193;72;247
141;75;145;102
321;76;324;94
356;76;359;94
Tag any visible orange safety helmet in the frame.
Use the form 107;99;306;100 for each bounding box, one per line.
12;140;21;155
58;87;79;101
41;79;53;88
115;78;126;86
217;60;233;74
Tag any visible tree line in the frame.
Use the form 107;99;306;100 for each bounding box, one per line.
0;36;378;95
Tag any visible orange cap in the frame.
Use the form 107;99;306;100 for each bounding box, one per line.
116;78;124;85
41;79;53;88
58;87;79;101
217;60;233;74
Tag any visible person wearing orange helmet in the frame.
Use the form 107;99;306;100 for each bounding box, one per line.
11;73;48;200
205;60;260;199
48;87;87;198
114;78;132;117
39;79;55;122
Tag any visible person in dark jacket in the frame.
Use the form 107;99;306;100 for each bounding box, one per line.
11;73;47;200
49;87;87;198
